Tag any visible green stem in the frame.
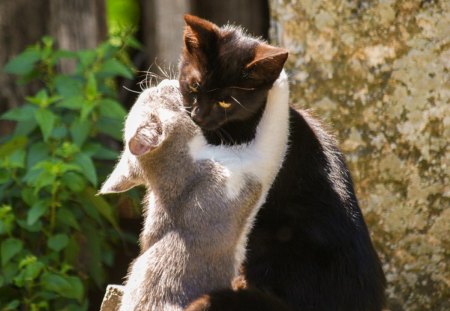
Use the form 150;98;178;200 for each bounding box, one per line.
49;182;59;234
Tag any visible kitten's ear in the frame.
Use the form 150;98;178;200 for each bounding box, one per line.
183;14;219;54
128;114;163;156
245;44;288;85
98;153;142;194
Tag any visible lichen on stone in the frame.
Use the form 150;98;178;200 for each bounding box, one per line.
270;0;449;309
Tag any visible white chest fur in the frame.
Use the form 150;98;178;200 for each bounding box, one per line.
188;70;290;269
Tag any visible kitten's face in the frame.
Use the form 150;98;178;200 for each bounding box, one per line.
179;15;288;131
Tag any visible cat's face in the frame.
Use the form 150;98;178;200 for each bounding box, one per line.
179;15;288;131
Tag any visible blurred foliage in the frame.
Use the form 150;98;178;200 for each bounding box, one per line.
0;33;135;310
106;0;140;35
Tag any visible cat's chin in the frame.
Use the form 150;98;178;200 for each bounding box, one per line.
194;121;222;132
200;125;220;132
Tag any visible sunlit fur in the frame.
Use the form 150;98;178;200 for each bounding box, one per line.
180;15;386;311
99;79;289;311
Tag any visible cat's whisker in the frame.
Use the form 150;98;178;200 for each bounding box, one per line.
219;128;237;146
216;130;226;144
228;86;256;91
231;96;250;112
123;85;141;94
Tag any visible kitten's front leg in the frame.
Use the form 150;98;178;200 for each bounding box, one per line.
119;252;151;311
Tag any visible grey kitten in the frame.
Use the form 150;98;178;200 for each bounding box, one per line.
99;75;289;311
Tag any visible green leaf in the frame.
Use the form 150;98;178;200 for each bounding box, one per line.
26;90;61;108
35;109;57;142
55;75;83;98
84;222;104;287
86;73;98;99
64;236;80;266
0;205;15;236
74;153;97;186
26;89;48;107
24;260;45;281
57;207;80;230
70;118;91;147
125;36;143;50
2;261;18;284
97;117;123;140
27;200;49;225
3;300;20;310
42;36;54;48
98;58;133;79
28;160;80;188
77;50;97;68
50;125;68;139
80;100;96;121
62;172;86;193
53;49;77;62
1;238;22;266
7;149;26;168
55;142;80;159
24;165;46;187
3;49;41;75
21;188;37;206
0;170;9;185
14;256;45;286
16;219;42;233
41;273;84;302
27;142;49;169
0;136;27;158
14;117;38;136
56;95;86;110
1;105;37;121
90;144;119;160
98;99;127;120
48;234;69;252
82;187;120;231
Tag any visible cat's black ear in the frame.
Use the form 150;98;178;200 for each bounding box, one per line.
244;44;288;85
183;14;219;54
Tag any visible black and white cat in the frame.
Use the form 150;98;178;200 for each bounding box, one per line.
179;15;386;311
99;78;290;311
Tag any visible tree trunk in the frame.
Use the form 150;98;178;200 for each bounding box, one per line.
50;0;107;72
0;0;107;135
0;0;50;134
140;0;190;70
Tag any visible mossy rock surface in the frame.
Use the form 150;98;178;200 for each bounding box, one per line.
269;1;449;310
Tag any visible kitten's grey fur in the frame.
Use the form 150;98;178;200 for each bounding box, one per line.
99;75;289;311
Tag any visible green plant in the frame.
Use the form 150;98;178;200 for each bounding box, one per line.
0;35;135;310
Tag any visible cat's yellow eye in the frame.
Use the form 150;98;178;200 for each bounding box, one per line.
218;101;232;109
189;82;199;93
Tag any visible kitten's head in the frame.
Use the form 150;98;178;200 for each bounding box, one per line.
179;15;288;131
123;80;192;157
99;80;195;193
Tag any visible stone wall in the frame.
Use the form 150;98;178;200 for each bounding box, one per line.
269;0;449;310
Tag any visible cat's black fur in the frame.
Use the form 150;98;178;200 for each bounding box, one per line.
179;15;386;311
